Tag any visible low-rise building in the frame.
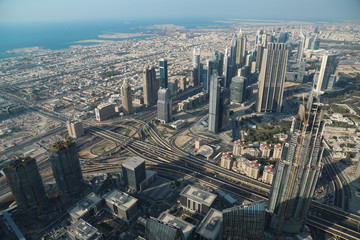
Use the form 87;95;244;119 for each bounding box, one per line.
68;219;103;240
260;142;271;158
95;103;115;121
220;152;233;170
262;165;275;184
272;143;282;159
69;193;103;223
104;189;138;222
246;160;261;179
196;208;222;240
233;140;244;156
158;212;195;240
179;185;217;214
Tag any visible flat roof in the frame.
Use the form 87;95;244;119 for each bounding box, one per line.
69;193;102;220
180;185;217;206
68;219;102;240
158;212;195;240
196;208;222;240
122;156;145;170
104;189;137;211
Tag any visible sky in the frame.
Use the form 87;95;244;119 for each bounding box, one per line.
0;0;359;24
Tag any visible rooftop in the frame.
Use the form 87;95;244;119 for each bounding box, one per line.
122;156;145;170
104;189;137;211
158;212;195;240
69;193;102;220
180;185;217;206
68;219;102;240
196;208;222;240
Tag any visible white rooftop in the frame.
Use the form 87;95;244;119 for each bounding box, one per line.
104;189;137;211
122;156;145;170
69;193;102;220
196;208;222;240
180;185;217;206
158;212;195;239
68;219;102;240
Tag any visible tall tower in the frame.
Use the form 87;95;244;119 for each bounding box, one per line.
193;48;202;87
222;201;266;239
206;59;215;92
230;76;245;103
208;71;221;133
255;44;264;72
3;157;48;214
143;66;159;106
235;30;246;67
157;88;172;123
268;97;325;234
49;141;83;201
297;32;306;63
121;80;133;114
315;54;337;93
159;58;168;88
257;43;288;113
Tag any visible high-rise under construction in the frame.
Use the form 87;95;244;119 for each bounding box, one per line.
48;141;83;201
3;157;48;214
268;96;325;234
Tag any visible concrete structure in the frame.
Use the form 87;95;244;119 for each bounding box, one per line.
95;103;115;121
236;30;247;66
145;217;184;240
268;97;325;234
262;165;275;184
143;66;160;106
222;202;266;240
68;219;103;240
121;80;133;114
139;170;157;192
272;143;282;159
196;208;222;240
69;193;102;223
104;189;138;222
67;121;84;139
316;54;337;93
122;157;146;191
157;88;172;123
179;77;187;91
220;152;233;170
230;76;245;103
257;43;288;113
3;157;48;214
255;44;263;72
160;58;168;88
158;212;195;240
297;32;306;63
49;141;83;200
260;142;271;158
246;160;261;179
179;185;217;214
297;58;306;82
233;140;245;156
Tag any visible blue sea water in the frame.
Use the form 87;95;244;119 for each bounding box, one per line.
0;18;227;60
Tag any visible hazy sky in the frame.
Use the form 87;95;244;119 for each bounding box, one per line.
0;0;359;24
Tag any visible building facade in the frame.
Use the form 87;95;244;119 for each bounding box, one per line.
95;103;115;121
160;58;168;88
157;88;172;123
143;66;160;106
268;97;325;234
49;141;84;200
230;76;245;103
257;43;288;113
315;54;337;93
122;157;146;191
121;80;133;114
3;157;48;214
67;121;84;139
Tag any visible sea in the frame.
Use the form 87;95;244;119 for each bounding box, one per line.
0;18;230;60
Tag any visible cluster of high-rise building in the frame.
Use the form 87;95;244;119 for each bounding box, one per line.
2;140;84;216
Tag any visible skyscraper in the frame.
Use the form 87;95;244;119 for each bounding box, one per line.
208;71;221;133
193;48;202;87
230;76;245;103
143;66;160;106
297;32;306;63
122;157;146;191
235;30;246;66
223;48;231;88
121;80;133;114
315;54;337;93
268;97;325;234
49;141;83;200
257;43;288;113
3;157;48;214
206;60;215;92
255;44;263;72
222;201;266;240
157;88;172;123
159;58;168;88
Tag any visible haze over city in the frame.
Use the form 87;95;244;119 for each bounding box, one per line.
0;1;360;240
